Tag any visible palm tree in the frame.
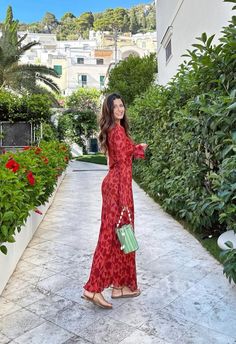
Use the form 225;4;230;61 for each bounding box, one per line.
0;6;60;95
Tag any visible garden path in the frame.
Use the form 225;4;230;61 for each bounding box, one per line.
0;161;236;344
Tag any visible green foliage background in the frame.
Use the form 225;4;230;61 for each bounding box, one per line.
105;53;157;106
0;91;53;123
128;16;236;237
13;4;156;39
58;88;100;152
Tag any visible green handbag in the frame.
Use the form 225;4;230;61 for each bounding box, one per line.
116;207;139;254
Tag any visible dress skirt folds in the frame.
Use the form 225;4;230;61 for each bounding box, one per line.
84;123;145;293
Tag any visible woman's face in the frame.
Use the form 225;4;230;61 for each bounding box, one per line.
113;98;125;122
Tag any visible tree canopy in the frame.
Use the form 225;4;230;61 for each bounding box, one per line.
17;3;156;39
105;53;157;105
42;12;58;33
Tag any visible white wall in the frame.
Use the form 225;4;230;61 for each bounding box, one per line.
64;64;108;95
156;0;233;85
19;31;156;94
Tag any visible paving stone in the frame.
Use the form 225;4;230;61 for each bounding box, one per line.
13;321;73;344
0;297;22;318
25;293;74;319
79;317;136;344
0;331;11;344
140;309;194;343
62;336;93;344
0;308;44;339
1;277;32;297
178;323;236;344
119;329;170;344
3;284;46;307
46;302;104;335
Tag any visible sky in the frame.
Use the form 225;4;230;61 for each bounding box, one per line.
0;0;152;23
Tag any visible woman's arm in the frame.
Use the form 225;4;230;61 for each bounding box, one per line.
109;126;129;208
133;143;148;159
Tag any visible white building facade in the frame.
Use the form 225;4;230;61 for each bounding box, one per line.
156;0;233;85
19;33;111;95
18;30;157;95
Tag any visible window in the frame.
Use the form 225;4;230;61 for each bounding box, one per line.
165;39;172;62
100;75;105;88
78;74;87;87
96;58;104;65
54;65;62;76
77;58;84;64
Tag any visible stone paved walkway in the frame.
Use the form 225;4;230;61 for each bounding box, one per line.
0;161;236;344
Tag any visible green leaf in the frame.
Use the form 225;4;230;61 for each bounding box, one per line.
1;225;8;237
192;43;204;51
7;235;15;243
222;145;233;158
232;131;236;142
0;245;7;255
206;34;215;47
202;32;207;43
227;102;236;111
225;240;234;249
2;211;15;221
223;0;236;3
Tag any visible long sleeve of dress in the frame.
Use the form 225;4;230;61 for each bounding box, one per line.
109;126;129;207
133;144;145;159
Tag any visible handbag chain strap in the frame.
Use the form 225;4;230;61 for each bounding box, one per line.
116;207;132;228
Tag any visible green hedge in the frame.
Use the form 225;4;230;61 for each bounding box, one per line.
0;91;53;122
129;13;236;283
129;15;236;235
0;141;70;255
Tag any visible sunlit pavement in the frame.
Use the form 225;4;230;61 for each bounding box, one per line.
0;160;236;344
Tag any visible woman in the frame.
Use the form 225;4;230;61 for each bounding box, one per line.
82;93;148;309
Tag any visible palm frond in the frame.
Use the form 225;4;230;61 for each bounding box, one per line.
16;33;28;45
36;73;60;93
18;41;39;55
0;11;61;95
26;84;59;105
3;64;60;94
15;63;60;78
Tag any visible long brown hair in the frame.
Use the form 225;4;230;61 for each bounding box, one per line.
98;93;130;154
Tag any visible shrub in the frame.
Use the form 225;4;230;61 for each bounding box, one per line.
0;91;53;122
129;14;236;234
105;53;157;106
128;13;236;284
0;140;70;255
220;242;236;284
58;88;100;152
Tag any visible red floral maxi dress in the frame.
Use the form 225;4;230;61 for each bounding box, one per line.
83;123;145;293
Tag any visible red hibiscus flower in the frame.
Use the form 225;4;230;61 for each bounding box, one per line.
27;171;35;185
34;208;43;215
35;147;42;155
41;156;49;164
5;159;20;173
64;156;69;162
23;146;31;151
